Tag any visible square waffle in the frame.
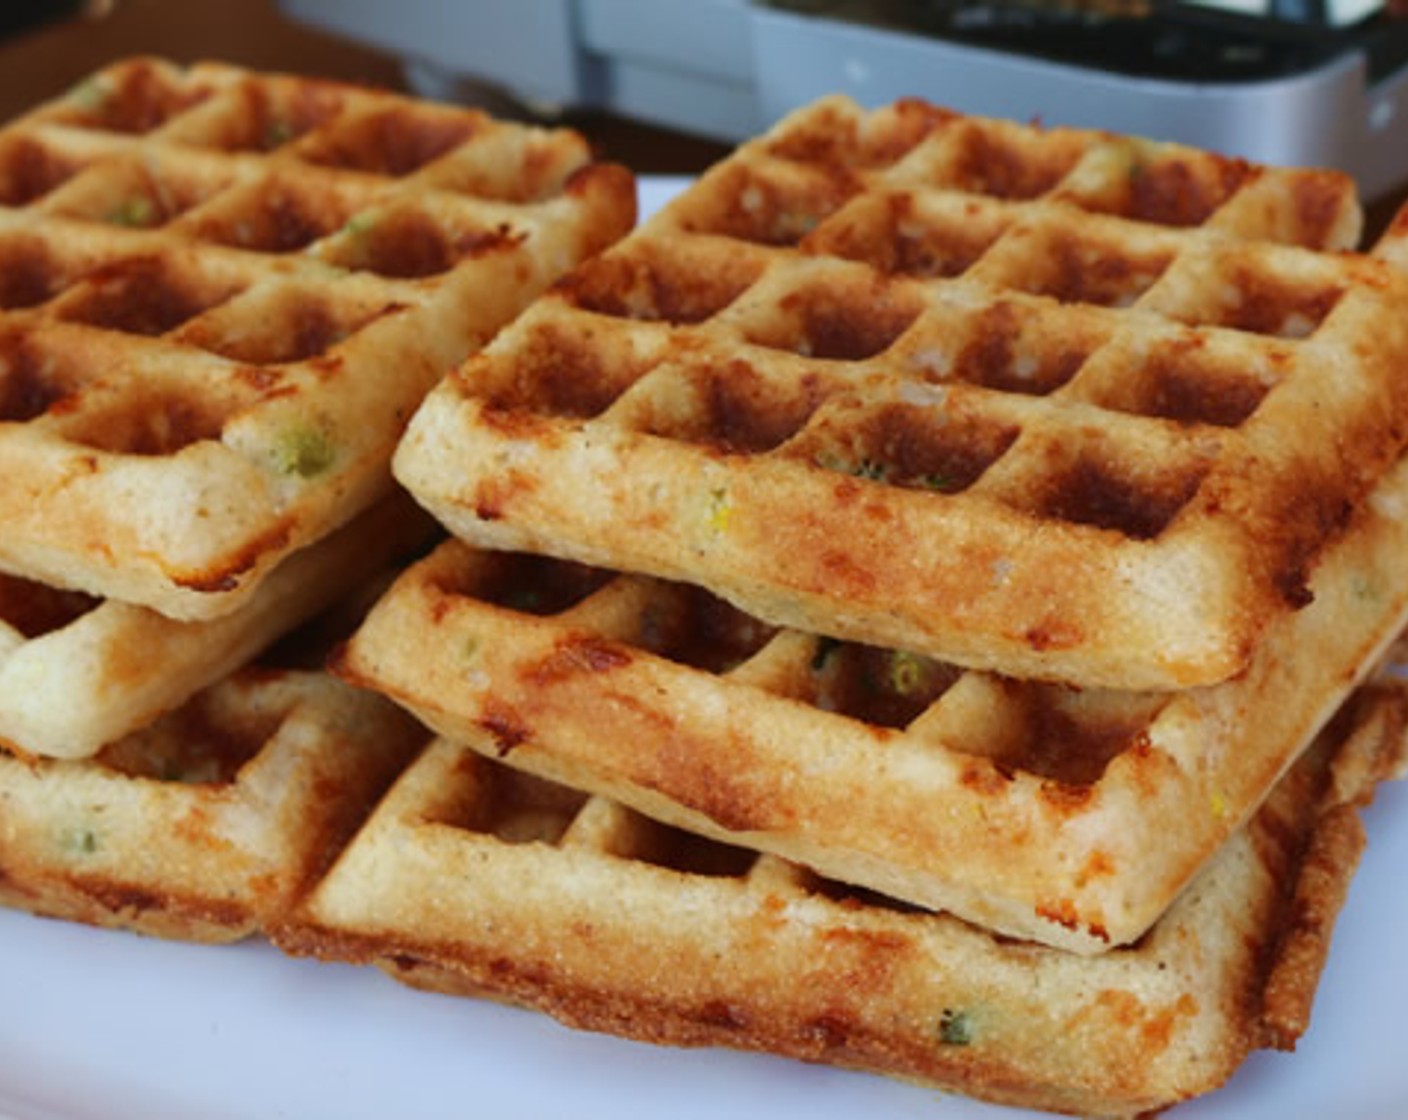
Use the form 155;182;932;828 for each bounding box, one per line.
276;673;1408;1119
336;446;1408;953
392;94;1408;690
0;668;424;942
0;57;633;620
0;492;435;761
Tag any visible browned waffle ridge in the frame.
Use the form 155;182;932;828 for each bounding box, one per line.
338;440;1408;953
0;491;436;760
0;668;425;942
393;94;1408;690
0;57;634;619
277;673;1408;1119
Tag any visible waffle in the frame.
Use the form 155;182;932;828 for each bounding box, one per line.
0;668;424;942
277;665;1408;1119
392;94;1408;691
0;57;633;620
337;437;1408;953
0;492;435;761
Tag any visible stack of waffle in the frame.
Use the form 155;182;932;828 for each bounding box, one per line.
0;58;632;936
3;63;1407;1118
288;99;1408;1116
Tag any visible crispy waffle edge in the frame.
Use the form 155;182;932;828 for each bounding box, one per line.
271;679;1408;1120
0;668;427;942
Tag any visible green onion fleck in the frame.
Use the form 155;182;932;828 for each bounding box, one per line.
69;78;110;113
61;826;99;855
264;118;295;148
503;588;544;613
271;424;337;479
110;196;157;227
705;487;733;533
939;1008;973;1046
341;212;377;238
887;650;933;696
811;636;841;672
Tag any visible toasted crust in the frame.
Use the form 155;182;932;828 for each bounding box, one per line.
2;79;1405;1118
0;58;633;619
276;674;1408;1119
0;492;437;760
393;95;1408;690
0;669;425;941
336;446;1408;952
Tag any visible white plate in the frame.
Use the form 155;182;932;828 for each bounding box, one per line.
2;776;1403;1120
2;176;1405;1120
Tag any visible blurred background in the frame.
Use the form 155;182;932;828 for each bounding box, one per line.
0;0;730;175
5;0;1408;224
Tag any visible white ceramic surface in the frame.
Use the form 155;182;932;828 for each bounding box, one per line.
3;772;1402;1120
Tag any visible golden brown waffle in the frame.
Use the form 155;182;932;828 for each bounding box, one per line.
337;446;1408;953
393;94;1408;690
0;493;435;761
0;57;633;620
277;673;1408;1120
0;668;424;942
